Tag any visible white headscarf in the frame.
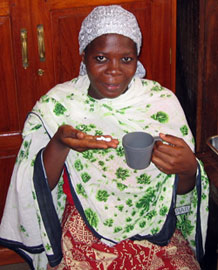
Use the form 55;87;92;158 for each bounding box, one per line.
78;5;146;78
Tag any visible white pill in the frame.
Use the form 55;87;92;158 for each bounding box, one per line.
96;136;111;142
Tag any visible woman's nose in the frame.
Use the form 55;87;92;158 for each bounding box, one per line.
106;60;122;75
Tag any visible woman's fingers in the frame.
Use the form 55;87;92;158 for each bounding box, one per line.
58;125;119;151
159;133;184;147
64;137;117;150
152;133;196;175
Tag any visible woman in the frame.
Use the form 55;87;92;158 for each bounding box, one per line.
0;5;209;270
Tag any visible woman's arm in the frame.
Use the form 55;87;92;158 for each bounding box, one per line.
43;125;119;190
151;133;197;194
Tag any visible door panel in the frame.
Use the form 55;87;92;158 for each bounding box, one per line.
0;16;19;132
200;2;218;151
0;8;23;263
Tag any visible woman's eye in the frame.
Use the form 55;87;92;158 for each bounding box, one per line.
96;56;107;62
122;57;133;63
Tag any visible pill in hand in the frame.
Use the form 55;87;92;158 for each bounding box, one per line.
96;136;112;142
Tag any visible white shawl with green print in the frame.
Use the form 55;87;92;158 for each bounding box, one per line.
0;75;209;269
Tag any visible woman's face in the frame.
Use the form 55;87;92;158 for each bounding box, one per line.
83;34;137;99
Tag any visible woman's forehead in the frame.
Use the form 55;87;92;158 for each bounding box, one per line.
85;34;137;53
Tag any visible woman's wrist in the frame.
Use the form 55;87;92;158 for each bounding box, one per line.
177;159;197;194
43;133;70;190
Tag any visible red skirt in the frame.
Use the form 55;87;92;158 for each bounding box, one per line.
50;201;200;270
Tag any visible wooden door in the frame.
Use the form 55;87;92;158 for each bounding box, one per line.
176;0;218;153
0;0;176;265
0;0;26;264
196;0;218;152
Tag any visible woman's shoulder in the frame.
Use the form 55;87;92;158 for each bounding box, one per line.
140;78;172;92
38;75;90;101
134;77;176;98
47;76;85;93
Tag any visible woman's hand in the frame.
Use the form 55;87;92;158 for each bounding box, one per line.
44;125;119;190
151;133;197;194
54;125;119;152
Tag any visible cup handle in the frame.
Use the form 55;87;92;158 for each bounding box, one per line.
154;136;162;142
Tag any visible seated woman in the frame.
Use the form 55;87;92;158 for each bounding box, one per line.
0;5;209;270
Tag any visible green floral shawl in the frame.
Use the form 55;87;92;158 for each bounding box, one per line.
0;75;209;269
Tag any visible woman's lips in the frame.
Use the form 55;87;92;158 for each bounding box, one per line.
104;83;120;91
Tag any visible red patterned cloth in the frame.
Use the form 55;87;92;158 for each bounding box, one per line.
53;202;200;270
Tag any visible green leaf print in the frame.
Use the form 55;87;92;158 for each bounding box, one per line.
104;218;114;227
85;208;99;228
53;102;67;116
66;93;74;99
137;174;151;185
125;224;134;233
96;190;110;202
41;95;50;103
81;172;91;183
74;160;83;171
177;216;194;237
31;124;42;131
75;124;96;133
115;168;130;180
57;178;64;200
159;205;168;216
116;182;128;191
151;85;164;91
103;104;113;111
116;106;131;114
87;96;96;103
114;226;122;233
192;190;198;208
20;225;29;237
76;184;88;198
136;188;156;212
95;130;103;136
82;150;96;162
116;205;124;212
31;159;35;167
141;80;148;86
190;240;196;248
151;227;159;235
95;148;111;156
20;225;26;233
126;199;133;207
151;111;169;123
139;220;146;228
17;140;31;163
98;160;105;166
180;125;189;136
131;210;136;216
36;213;41;226
146;210;157;220
45;243;52;251
32;191;36;200
116;146;125;157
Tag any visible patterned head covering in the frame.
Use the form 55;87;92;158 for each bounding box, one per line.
78;5;146;78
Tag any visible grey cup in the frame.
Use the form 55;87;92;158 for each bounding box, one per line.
122;132;161;170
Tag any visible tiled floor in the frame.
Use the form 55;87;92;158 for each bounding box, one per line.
0;263;29;270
